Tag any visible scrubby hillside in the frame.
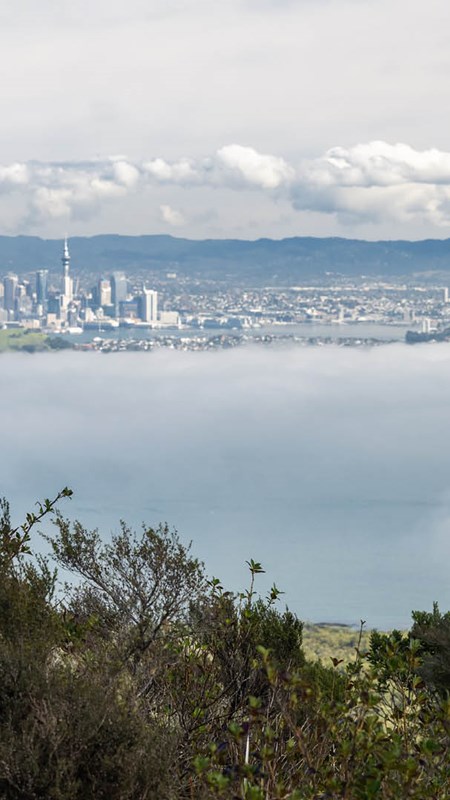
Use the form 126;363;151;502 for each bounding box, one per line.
0;490;449;799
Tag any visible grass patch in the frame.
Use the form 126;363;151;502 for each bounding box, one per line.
0;328;49;352
302;623;373;665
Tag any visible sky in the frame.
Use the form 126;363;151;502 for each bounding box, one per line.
2;344;450;628
2;0;450;240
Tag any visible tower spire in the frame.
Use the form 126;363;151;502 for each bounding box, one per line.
62;235;70;277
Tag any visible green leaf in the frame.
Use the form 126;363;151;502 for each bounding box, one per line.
246;559;265;575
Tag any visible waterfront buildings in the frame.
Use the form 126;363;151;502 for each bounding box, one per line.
1;238;450;335
138;288;158;324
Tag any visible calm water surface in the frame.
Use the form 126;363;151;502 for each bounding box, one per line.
61;321;409;344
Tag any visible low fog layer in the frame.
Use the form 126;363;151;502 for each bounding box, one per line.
2;344;450;628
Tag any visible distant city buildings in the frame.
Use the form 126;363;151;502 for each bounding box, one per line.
1;240;450;336
36;269;48;311
138;288;158;323
0;238;179;332
111;271;128;315
97;278;111;307
4;274;18;313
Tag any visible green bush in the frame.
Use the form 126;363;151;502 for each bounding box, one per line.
0;492;449;799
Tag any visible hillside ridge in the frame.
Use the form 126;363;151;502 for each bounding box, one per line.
1;233;450;281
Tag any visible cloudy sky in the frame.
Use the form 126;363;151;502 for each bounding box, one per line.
2;0;450;240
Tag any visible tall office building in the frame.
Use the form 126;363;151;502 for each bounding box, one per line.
97;277;111;307
138;288;158;323
36;269;48;310
4;274;18;313
111;271;128;314
16;285;33;319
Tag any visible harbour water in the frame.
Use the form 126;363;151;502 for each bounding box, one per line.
59;321;409;345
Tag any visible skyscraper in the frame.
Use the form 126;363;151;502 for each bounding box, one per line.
36;269;48;310
111;271;128;314
138;288;158;323
97;277;112;307
4;274;18;313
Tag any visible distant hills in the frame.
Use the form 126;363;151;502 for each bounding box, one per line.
1;234;450;282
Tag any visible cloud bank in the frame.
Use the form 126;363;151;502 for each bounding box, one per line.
2;344;450;628
4;140;450;231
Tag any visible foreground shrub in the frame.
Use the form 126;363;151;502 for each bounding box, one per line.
0;492;449;798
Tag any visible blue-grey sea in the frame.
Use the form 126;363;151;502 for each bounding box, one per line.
2;329;450;630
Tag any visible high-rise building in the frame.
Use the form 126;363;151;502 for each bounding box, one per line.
67;303;79;328
16;288;33;319
36;269;48;310
4;274;18;312
111;271;128;314
138;288;158;323
97;277;111;307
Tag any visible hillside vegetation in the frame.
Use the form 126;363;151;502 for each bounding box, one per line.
2;233;450;281
302;623;373;665
0;329;72;352
0;489;449;799
0;328;48;352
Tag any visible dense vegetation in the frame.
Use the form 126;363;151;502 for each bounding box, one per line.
3;234;450;281
0;329;73;353
1;489;450;798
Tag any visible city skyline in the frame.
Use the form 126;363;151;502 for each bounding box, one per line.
0;238;174;331
1;1;450;241
3;233;450;342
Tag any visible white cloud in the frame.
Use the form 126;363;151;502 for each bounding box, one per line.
303;142;450;188
1;0;449;183
0;145;294;228
0;163;29;187
141;141;450;228
159;204;186;227
143;158;199;184
22;160;139;224
111;160;140;188
143;145;294;191
290;141;450;226
216;144;294;189
31;187;73;219
5;139;450;232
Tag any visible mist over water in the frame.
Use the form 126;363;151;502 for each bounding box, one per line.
2;343;450;629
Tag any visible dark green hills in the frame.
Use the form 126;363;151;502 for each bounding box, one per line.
1;234;450;282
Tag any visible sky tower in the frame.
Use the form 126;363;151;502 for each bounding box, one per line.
62;235;70;277
61;236;73;306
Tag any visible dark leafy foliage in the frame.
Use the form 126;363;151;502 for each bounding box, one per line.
0;492;449;798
